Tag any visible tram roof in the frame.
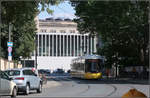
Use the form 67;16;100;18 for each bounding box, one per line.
74;54;103;60
83;54;103;59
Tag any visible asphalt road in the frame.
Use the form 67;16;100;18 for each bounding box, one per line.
15;76;149;98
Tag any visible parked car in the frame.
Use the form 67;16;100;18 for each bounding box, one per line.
5;68;42;95
54;68;65;74
0;70;17;98
38;69;51;76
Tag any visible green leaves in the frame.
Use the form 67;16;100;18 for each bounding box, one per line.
1;0;62;61
46;8;54;14
71;1;149;67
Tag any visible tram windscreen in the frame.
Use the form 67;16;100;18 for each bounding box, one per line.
85;59;101;73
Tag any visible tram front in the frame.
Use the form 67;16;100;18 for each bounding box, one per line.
84;59;102;79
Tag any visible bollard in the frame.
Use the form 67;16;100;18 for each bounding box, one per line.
122;88;147;98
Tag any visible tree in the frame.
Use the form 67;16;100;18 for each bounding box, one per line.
0;1;63;61
71;1;149;68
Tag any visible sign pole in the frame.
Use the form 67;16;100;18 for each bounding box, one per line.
8;23;13;69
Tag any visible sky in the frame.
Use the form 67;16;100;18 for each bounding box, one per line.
38;1;76;20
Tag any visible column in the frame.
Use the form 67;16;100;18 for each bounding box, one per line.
49;34;50;56
63;35;65;56
52;35;54;56
70;35;72;56
80;35;82;56
60;34;61;56
77;35;79;56
84;35;86;54
92;36;94;54
94;36;97;53
45;34;47;56
90;36;92;55
41;34;43;56
37;34;39;56
87;36;89;55
66;35;68;56
56;35;58;56
74;35;75;56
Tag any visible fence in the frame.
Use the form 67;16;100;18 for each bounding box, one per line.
0;57;22;70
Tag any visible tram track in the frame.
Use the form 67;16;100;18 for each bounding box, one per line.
47;76;137;97
52;76;92;96
106;84;135;97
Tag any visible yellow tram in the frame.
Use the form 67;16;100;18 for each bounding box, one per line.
70;54;104;79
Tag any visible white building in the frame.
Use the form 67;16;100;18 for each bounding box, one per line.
28;17;97;72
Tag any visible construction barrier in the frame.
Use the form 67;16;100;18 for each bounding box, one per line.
122;89;147;98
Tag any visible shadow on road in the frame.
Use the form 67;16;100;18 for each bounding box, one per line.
46;74;149;85
71;77;149;85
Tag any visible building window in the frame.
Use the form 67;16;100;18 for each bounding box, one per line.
60;30;66;33
72;30;75;33
53;30;56;33
70;30;76;33
50;30;56;33
40;29;47;33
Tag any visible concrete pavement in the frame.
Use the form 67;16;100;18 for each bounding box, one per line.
16;76;149;98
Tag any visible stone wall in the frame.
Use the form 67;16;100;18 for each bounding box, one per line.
0;57;22;70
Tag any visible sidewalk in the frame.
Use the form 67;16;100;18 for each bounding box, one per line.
120;78;149;84
102;76;149;84
43;81;61;88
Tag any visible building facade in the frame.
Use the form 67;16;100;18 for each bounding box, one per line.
30;17;97;72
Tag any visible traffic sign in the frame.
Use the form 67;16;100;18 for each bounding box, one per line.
8;52;12;56
8;47;12;52
7;42;13;47
8;56;12;61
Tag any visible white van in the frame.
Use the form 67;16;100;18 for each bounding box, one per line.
0;70;17;98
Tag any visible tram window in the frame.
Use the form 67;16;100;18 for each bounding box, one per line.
85;59;101;73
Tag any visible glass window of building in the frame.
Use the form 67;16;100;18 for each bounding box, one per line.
88;36;91;54
39;35;42;56
43;35;45;56
64;35;67;56
46;35;49;56
82;36;84;55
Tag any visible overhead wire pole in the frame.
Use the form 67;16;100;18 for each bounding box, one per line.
148;0;150;95
0;1;1;70
0;1;1;68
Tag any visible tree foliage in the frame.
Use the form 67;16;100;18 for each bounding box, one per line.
0;0;63;61
71;1;149;67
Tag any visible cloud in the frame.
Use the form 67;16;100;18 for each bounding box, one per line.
52;13;76;19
